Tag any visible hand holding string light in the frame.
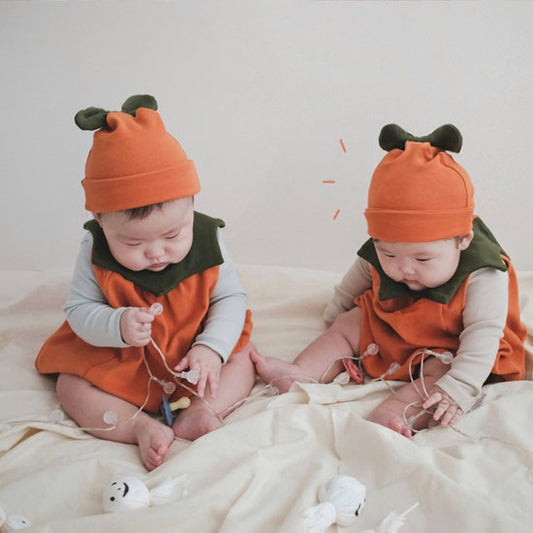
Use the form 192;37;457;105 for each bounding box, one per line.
119;305;157;346
148;303;199;387
422;386;463;426
174;344;222;398
147;301;223;400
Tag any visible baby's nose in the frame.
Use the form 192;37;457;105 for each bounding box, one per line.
145;243;164;260
400;260;415;274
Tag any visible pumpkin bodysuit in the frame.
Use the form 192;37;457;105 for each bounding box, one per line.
36;212;252;412
324;218;526;411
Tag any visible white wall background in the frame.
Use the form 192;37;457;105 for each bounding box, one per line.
1;0;532;275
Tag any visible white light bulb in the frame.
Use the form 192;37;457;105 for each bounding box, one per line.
103;410;118;425
150;303;163;315
49;408;65;423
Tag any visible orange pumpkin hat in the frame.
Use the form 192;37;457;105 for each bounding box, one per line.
75;95;200;213
365;124;474;242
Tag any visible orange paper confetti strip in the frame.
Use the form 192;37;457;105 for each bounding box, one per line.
333;209;340;220
322;179;336;184
339;138;347;152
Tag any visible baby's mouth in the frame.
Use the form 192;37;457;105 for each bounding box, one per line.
149;262;168;270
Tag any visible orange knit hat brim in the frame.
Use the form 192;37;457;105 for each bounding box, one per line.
83;161;200;213
365;208;474;242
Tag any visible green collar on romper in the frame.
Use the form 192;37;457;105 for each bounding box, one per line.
357;217;508;304
84;211;225;297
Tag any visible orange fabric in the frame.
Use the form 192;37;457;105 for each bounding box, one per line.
365;142;475;242
36;265;253;412
353;257;526;382
82;108;200;213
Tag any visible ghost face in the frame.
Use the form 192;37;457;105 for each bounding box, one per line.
103;478;151;512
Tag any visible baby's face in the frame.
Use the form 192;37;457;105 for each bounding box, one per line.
374;236;470;291
98;197;194;272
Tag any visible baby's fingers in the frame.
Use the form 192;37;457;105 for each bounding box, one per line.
195;366;208;398
432;400;451;422
136;309;156;326
422;391;443;411
174;356;189;373
440;405;462;426
207;370;220;399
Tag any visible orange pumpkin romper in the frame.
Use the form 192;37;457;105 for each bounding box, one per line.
36;213;252;412
349;218;526;384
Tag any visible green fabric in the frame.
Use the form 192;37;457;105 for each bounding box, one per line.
75;94;158;131
84;212;225;296
357;217;508;304
121;95;157;115
379;124;463;153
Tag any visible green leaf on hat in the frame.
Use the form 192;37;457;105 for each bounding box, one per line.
74;95;158;131
74;107;109;131
379;124;462;153
121;94;158;115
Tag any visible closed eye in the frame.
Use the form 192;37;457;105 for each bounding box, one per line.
165;233;179;240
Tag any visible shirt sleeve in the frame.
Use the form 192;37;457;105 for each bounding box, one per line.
323;256;373;325
192;229;247;362
63;232;129;347
435;267;508;412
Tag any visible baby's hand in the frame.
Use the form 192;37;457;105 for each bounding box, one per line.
175;345;222;399
120;307;156;346
423;386;463;426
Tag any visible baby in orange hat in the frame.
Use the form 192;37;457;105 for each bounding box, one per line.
253;124;526;436
36;95;256;470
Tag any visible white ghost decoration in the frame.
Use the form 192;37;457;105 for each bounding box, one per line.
3;515;32;531
0;506;31;531
362;502;420;533
304;475;367;533
103;475;189;513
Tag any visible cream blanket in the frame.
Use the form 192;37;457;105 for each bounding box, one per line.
1;266;532;532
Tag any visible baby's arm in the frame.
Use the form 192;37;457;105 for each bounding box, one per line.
323;256;372;325
64;233;129;347
180;231;247;396
432;267;509;415
190;230;247;362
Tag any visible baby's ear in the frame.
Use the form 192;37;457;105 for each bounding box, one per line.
458;231;474;250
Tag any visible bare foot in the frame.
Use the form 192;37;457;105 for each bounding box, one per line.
367;398;414;439
250;351;311;393
172;404;222;441
135;418;175;471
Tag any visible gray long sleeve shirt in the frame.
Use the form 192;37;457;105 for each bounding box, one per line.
64;228;247;362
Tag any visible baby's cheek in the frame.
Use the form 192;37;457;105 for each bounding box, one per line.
122;252;146;272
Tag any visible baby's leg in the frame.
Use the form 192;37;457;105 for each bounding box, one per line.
251;307;362;393
173;342;257;441
367;357;449;438
56;373;174;471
